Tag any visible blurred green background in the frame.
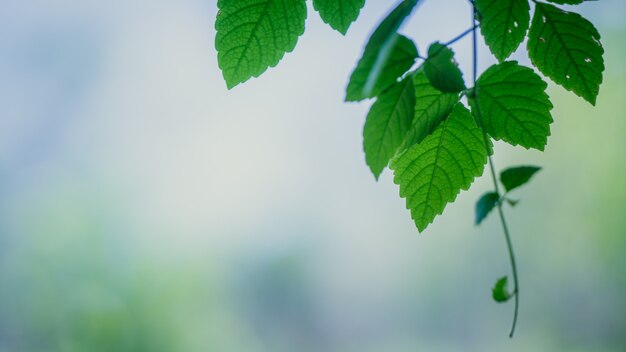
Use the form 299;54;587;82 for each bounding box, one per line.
1;0;624;351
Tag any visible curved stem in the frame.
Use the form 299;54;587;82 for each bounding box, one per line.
470;4;520;338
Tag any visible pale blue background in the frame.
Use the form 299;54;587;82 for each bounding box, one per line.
1;1;625;351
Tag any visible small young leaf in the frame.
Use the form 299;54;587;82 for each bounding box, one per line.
475;192;499;225
313;0;365;35
528;3;604;105
346;0;420;101
469;61;553;150
506;198;520;207
500;166;541;193
475;0;530;62
400;70;460;150
346;35;418;102
364;75;416;179
215;0;307;89
492;276;512;303
424;43;466;93
390;104;489;232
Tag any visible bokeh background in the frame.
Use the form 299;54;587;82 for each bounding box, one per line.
1;0;625;351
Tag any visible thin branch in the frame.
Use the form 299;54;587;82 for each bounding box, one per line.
444;24;478;47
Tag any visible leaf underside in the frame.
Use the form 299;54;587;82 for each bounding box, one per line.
470;61;553;150
500;165;541;192
391;104;489;232
476;0;530;62
346;34;418;102
313;0;365;35
527;2;604;105
424;43;466;93
215;0;307;89
364;75;416;179
476;192;499;225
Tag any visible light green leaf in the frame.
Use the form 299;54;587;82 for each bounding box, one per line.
346;34;418;102
500;165;541;193
476;0;530;62
364;75;416;179
401;70;459;149
424;43;466;93
469;61;553;150
492;276;512;303
346;0;420;101
527;3;604;105
313;0;365;35
476;192;499;225
390;104;489;232
215;0;307;89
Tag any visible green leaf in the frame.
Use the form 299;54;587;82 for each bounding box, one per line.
475;192;499;225
500;166;541;193
346;0;420;101
505;198;520;207
475;0;530;62
364;75;416;179
469;61;553;150
401;70;459;149
215;0;307;89
424;43;466;93
313;0;365;35
346;34;418;102
527;3;604;105
390;104;489;232
492;276;512;303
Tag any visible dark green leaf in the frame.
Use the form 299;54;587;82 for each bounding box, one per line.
364;75;416;179
366;0;418;43
346;0;420;101
500;166;541;192
424;43;466;93
492;276;512;303
313;0;365;35
469;61;553;150
346;34;418;102
400;70;459;150
215;0;307;89
390;104;489;232
475;192;499;225
476;0;530;61
527;3;604;105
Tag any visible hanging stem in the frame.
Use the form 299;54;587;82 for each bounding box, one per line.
470;4;520;338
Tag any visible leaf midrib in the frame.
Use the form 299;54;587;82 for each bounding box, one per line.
478;88;545;148
375;79;413;167
233;0;272;83
538;4;593;100
420;120;449;226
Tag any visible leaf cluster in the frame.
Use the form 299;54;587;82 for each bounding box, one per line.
214;0;604;232
213;0;605;335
